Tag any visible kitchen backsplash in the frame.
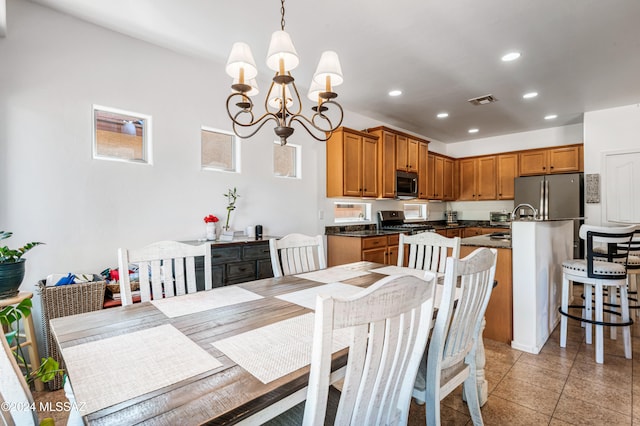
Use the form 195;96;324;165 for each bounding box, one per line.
445;200;514;221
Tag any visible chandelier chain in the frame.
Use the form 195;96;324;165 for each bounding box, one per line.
280;0;286;31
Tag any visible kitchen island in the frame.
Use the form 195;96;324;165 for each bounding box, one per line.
511;220;573;354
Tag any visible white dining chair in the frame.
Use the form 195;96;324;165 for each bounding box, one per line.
263;273;437;425
413;247;497;426
397;232;460;273
117;240;212;306
269;233;326;278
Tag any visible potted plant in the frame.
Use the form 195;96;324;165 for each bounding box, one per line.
223;187;240;231
0;231;43;299
1;297;62;386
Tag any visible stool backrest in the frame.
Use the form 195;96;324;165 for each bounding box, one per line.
580;224;636;279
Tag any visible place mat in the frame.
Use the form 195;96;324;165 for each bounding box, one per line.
275;282;364;310
294;267;370;283
151;286;263;318
62;324;222;414
212;313;350;384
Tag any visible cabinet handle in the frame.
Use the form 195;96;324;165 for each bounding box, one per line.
543;166;546;170
550;166;554;169
499;193;502;196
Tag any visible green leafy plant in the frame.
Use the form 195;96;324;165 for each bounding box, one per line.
223;187;240;231
1;298;63;385
0;231;44;263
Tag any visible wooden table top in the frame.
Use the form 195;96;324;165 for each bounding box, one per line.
50;261;394;425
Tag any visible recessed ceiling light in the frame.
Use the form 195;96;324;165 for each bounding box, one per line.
437;112;449;118
468;128;479;134
501;52;521;62
388;90;402;97
523;92;538;99
544;114;558;120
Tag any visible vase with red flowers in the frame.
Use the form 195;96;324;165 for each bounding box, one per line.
204;214;219;240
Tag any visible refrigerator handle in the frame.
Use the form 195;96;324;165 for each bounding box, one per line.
544;179;550;219
539;180;545;219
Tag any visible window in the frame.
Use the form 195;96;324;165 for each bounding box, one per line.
404;203;428;221
334;202;371;223
201;127;240;172
274;142;301;178
93;105;151;163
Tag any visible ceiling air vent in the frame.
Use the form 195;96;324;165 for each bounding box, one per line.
468;94;497;106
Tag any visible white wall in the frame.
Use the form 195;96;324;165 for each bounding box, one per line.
583;103;640;225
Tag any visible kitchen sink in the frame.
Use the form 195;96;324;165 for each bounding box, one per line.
489;232;511;241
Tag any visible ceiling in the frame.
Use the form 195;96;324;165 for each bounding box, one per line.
29;0;640;143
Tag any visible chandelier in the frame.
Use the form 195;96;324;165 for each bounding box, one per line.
225;0;344;146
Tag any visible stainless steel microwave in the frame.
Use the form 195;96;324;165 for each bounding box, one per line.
490;211;511;226
396;171;418;199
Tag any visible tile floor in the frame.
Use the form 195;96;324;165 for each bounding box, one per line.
34;309;640;425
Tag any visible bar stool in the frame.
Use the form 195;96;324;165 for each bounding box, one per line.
0;292;44;391
559;224;636;364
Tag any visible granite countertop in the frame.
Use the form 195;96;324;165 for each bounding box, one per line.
461;234;512;249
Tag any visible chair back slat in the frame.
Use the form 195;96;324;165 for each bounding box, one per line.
398;232;460;273
269;234;326;278
303;274;437;426
117;241;212;305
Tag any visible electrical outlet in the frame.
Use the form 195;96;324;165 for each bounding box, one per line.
318;210;324;220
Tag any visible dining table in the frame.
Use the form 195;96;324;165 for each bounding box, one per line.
50;261;489;425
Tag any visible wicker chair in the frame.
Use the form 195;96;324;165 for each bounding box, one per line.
38;280;107;390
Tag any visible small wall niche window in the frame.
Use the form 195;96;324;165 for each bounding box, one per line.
334;202;371;223
403;203;428;221
201;127;240;172
274;142;301;178
93;105;151;164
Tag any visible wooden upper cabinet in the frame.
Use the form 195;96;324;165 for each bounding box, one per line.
458;158;477;201
442;158;456;200
519;145;582;176
361;135;378;197
497;154;518;199
326;127;379;198
407;138;419;173
426;154;436;199
394;135;419;172
548;146;581;173
477;156;497;200
378;131;396;198
395;135;408;171
519;150;549;176
418;142;429;199
458;156;496;200
433;155;444;200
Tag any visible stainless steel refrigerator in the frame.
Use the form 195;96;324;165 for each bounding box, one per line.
514;173;584;258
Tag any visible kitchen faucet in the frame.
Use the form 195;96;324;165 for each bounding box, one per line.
511;203;538;221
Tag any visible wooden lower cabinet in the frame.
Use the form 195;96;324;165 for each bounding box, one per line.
327;234;399;267
460;245;512;343
436;228;463;238
463;227;510;237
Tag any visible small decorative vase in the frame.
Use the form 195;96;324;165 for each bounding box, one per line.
206;223;216;241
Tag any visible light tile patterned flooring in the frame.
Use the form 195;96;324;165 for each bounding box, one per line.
35;307;640;425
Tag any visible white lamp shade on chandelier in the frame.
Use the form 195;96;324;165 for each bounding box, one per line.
226;42;258;81
268;84;293;108
313;51;344;88
266;30;299;72
307;79;324;102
